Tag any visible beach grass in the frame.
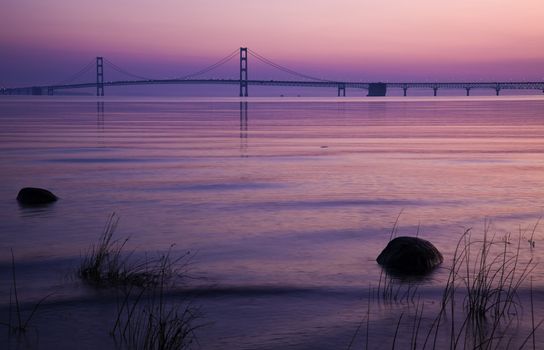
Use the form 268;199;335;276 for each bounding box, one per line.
76;213;199;349
111;249;201;350
78;213;190;288
1;250;52;335
350;222;542;350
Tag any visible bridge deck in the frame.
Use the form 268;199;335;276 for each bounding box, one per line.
2;79;544;95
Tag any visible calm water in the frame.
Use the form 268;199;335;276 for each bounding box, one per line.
1;96;543;349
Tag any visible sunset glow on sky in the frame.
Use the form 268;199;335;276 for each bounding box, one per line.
1;0;543;86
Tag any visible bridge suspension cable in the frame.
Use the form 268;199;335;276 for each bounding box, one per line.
51;47;336;88
54;58;96;85
248;49;333;82
100;49;240;81
103;58;154;81
174;48;239;80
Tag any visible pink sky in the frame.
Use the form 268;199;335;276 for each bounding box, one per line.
1;0;543;86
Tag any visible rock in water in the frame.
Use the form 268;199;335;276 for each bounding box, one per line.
17;187;58;205
376;236;443;274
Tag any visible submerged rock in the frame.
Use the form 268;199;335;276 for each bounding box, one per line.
376;236;443;274
17;187;58;206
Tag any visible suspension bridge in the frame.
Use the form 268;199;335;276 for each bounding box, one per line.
1;48;543;97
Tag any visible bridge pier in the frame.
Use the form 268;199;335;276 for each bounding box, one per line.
239;48;248;97
337;84;346;97
367;83;387;97
403;87;408;96
96;57;104;96
47;87;54;96
495;88;500;96
433;87;438;96
465;87;471;96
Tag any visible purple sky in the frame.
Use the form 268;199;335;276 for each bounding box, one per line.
1;0;543;90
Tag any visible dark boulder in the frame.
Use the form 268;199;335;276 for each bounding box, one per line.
17;187;58;206
377;236;443;274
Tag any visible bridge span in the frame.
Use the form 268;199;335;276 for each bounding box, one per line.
2;48;543;97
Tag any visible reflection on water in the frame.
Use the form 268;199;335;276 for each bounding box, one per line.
240;101;248;157
96;101;104;130
1;96;544;349
17;202;58;218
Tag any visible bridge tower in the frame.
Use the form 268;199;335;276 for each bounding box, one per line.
96;57;104;96
239;48;248;97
